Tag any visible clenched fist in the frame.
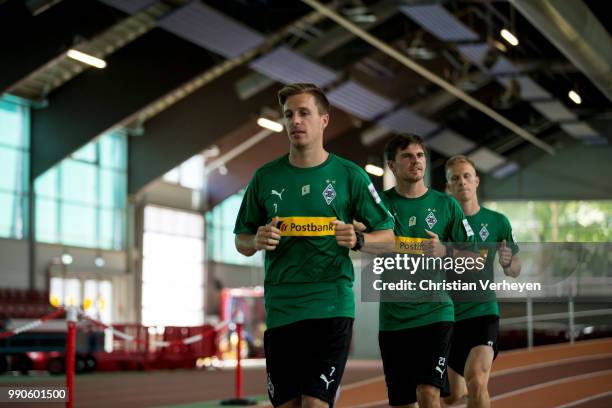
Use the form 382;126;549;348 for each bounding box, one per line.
254;217;281;251
332;220;357;249
422;230;447;257
498;240;512;268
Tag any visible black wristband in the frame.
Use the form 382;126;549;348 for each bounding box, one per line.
351;231;365;251
445;244;454;258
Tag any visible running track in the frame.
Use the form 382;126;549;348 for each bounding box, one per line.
334;337;612;408
0;338;610;407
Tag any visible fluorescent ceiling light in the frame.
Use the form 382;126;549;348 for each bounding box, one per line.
66;49;107;68
568;90;582;105
257;117;283;133
61;253;73;265
365;164;384;177
500;29;519;46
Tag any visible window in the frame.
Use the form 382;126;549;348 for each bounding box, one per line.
163;154;204;189
485;200;611;242
35;131;127;249
207;191;263;267
141;205;205;326
0;97;29;239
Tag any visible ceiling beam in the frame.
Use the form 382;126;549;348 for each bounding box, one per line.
31;28;216;179
301;0;556;156
0;0;122;93
509;0;612;102
128;67;280;197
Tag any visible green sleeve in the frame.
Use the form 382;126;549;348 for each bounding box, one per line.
446;198;476;246
350;169;394;231
233;172;266;235
502;214;520;255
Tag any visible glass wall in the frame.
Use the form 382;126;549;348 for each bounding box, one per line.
207;191;263;267
35;131;127;249
163;154;204;190
0;97;29;239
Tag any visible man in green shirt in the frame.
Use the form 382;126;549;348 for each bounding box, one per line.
379;134;475;408
234;83;394;408
445;155;521;408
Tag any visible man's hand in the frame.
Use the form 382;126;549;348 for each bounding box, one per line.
498;240;512;268
499;240;521;277
254;217;281;251
332;220;357;249
423;230;447;257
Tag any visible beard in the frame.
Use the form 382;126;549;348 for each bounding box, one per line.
401;167;424;182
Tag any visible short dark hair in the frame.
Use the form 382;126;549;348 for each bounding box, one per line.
384;134;428;162
277;83;330;114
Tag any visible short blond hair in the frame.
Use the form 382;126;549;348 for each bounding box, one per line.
445;155;477;181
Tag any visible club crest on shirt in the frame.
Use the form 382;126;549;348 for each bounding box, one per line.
425;208;437;229
322;183;336;205
479;224;489;241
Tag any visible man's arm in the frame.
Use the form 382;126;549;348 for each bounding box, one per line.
235;219;281;256
422;230;482;262
235;234;257;257
363;229;395;254
333;220;395;254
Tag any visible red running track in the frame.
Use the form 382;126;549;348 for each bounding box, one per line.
0;338;611;407
334;338;612;408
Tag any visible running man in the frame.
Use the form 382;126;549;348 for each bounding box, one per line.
445;155;521;407
378;134;476;408
234;83;394;408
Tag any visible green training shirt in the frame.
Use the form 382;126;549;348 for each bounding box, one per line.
451;206;519;321
234;153;393;329
379;188;475;330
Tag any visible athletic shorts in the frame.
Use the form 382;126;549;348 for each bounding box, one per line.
448;315;499;376
264;317;353;407
379;322;453;406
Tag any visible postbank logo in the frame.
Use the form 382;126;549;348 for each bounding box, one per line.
395;236;428;254
276;217;337;237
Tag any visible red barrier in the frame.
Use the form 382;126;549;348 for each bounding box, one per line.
65;307;77;408
0;306;235;405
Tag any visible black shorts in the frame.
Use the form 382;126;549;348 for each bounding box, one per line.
379;322;453;406
264;317;353;407
448;315;499;376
